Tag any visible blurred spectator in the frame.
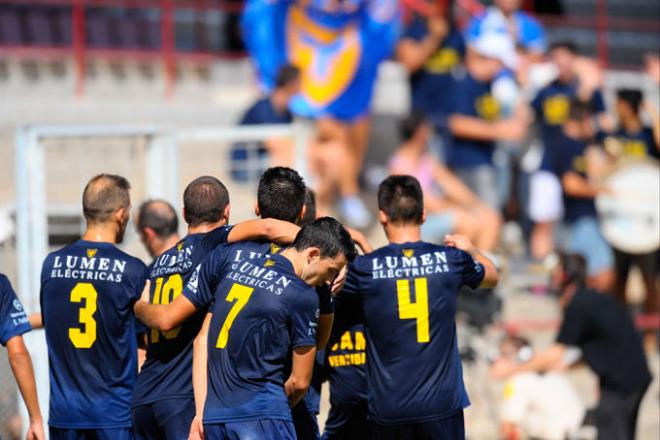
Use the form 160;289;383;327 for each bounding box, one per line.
135;199;180;259
528;42;609;260
389;112;501;251
446;32;527;211
234;64;301;171
465;0;547;61
492;335;584;440
551;100;614;291
492;253;651;440
397;2;465;119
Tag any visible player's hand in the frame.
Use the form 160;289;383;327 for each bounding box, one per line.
188;414;204;440
26;418;44;440
330;265;348;295
139;280;151;304
443;234;476;255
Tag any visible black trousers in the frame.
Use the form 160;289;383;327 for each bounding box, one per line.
596;384;649;440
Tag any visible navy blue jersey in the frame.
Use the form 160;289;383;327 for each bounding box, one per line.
532;80;606;148
554;135;599;223
0;274;31;346
40;240;148;429
597;126;660;161
403;16;465;116
343;241;484;424
132;226;233;407
446;73;500;168
184;250;319;424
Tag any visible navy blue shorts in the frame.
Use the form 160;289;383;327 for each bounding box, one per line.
370;410;464;440
322;400;370;440
49;427;133;440
292;401;320;440
203;419;296;440
132;397;195;440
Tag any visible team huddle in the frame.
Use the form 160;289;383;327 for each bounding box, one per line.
2;167;498;440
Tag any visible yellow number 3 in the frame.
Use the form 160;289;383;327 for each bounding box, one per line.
396;278;430;343
216;284;254;349
69;283;98;349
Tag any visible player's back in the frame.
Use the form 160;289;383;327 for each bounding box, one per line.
40;240;147;429
197;251;319;424
133;226;232;406
345;241;484;424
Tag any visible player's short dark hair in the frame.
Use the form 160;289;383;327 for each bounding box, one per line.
300;187;317;227
183;176;230;227
82;174;131;223
400;111;427;142
293;217;357;261
275;64;300;89
616;88;643;114
567;98;593;121
549;41;577;54
257;167;306;224
378;175;424;225
137;199;178;238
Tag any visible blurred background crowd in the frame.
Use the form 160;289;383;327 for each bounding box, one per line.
0;0;658;438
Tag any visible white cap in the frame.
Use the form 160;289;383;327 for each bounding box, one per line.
469;32;519;70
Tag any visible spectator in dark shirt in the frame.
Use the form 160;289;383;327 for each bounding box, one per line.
492;252;652;440
446;32;527;210
528;42;609;260
233;64;301;177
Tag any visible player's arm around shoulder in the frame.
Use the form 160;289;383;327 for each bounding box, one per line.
444;234;498;288
227;218;300;245
134;280;198;332
6;335;44;440
189;312;212;440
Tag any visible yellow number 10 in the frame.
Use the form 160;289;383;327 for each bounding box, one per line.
396;278;430;343
69;283;98;348
216;284;254;349
151;274;183;343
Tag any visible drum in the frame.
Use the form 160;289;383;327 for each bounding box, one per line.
596;159;660;254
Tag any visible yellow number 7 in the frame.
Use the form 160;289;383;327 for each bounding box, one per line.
216;284;254;349
69;283;98;349
396;278;430;343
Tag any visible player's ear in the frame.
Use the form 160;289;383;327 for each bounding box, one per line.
306;247;321;264
298;204;307;223
378;210;388;226
421;208;427;225
115;206;129;224
223;203;231;223
255;201;261;217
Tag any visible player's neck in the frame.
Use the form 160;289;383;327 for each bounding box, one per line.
279;248;304;279
82;225;118;244
384;224;422;244
188;219;227;235
621;116;642;133
159;234;181;254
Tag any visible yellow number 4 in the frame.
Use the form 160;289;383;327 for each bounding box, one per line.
150;274;183;343
69;283;98;349
216;284;254;349
396;278;430;343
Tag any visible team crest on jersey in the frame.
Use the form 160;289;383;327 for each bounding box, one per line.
270;244;281;255
86;249;97;259
264;259;276;267
177;242;184;252
403;249;414;258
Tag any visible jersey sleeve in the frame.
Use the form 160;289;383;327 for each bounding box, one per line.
316;285;334;315
289;287;320;349
183;245;231;309
0;275;31;346
453;248;485;289
201;225;234;251
131;260;149;302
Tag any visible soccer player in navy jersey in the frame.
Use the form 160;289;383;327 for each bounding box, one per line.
131;176;300;440
342;175;498;440
1;274;44;440
135;218;356;440
39;174;147;440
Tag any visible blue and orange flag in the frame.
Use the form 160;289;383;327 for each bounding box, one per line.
241;0;400;122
